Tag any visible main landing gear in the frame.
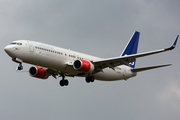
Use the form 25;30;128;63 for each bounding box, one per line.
59;75;69;87
85;76;95;83
59;75;95;87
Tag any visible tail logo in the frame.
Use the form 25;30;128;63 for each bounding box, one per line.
121;31;140;68
129;62;135;66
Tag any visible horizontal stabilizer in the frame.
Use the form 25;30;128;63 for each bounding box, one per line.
131;64;171;72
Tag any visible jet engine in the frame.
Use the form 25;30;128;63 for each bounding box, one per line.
29;66;50;79
73;59;94;73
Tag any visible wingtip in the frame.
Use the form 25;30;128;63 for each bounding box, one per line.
171;35;179;49
165;35;179;50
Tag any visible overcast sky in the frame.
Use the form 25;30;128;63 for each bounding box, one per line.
1;0;180;120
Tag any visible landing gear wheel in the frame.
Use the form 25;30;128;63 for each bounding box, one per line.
18;65;23;70
90;76;95;82
59;80;64;86
59;79;69;87
64;79;69;86
85;76;95;83
86;77;91;83
17;63;23;70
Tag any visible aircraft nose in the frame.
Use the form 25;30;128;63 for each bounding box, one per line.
4;45;10;53
4;45;14;57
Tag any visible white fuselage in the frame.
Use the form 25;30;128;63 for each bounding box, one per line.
4;40;137;81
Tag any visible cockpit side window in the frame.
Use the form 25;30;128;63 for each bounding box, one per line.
10;43;17;45
10;42;22;45
17;43;22;45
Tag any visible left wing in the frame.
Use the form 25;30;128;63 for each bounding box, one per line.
92;35;178;72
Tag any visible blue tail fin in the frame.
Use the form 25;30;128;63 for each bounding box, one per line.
121;31;140;68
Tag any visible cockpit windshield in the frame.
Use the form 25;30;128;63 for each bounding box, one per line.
10;42;22;45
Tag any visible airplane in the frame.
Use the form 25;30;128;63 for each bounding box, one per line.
4;31;179;87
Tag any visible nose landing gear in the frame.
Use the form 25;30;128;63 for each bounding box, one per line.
17;63;23;71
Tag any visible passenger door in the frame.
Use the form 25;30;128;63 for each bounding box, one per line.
27;41;34;52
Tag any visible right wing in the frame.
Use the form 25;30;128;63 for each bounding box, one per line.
92;35;178;72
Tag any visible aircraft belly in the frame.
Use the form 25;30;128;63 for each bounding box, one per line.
93;68;124;81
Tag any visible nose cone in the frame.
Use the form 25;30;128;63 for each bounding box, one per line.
4;45;14;58
4;45;10;53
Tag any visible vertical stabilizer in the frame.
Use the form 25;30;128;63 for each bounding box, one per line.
121;31;140;68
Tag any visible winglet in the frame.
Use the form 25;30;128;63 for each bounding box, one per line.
165;35;179;50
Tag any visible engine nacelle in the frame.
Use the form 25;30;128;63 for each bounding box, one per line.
73;59;94;73
29;66;50;79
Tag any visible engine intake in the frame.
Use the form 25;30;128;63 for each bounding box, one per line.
73;59;94;73
29;66;50;79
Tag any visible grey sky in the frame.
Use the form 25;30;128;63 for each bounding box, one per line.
1;0;180;120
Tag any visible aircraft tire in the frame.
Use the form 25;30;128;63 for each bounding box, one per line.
59;80;69;86
90;76;95;82
64;80;69;86
59;80;64;86
18;65;23;70
85;77;90;83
